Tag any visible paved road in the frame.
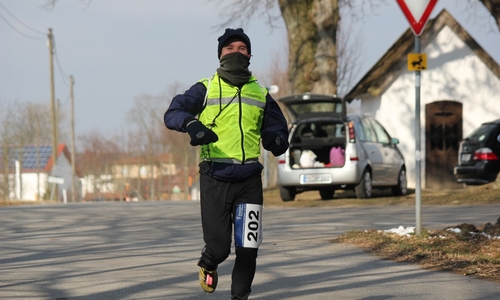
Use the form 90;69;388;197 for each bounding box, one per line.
1;202;499;299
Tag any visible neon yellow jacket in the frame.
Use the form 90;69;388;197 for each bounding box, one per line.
198;74;267;164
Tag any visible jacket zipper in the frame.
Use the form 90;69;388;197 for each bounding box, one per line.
237;89;245;163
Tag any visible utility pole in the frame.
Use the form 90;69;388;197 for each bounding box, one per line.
48;28;58;200
56;99;60;147
35;115;40;200
70;75;77;202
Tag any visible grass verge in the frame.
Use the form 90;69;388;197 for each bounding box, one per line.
335;221;500;284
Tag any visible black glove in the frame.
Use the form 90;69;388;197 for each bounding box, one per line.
186;120;218;146
262;130;288;156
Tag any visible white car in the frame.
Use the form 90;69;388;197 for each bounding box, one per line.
277;93;407;201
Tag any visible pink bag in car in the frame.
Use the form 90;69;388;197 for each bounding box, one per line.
329;146;345;166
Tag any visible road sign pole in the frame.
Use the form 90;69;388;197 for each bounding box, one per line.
415;36;422;236
397;0;438;237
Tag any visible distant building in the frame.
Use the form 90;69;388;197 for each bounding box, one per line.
0;144;79;201
80;154;197;201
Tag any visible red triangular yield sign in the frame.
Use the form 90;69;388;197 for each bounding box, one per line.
396;0;438;36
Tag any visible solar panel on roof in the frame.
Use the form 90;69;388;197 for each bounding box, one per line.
2;145;54;170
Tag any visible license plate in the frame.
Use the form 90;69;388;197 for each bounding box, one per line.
300;174;332;184
461;153;471;162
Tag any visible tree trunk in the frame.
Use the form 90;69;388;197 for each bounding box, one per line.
480;0;500;31
279;0;339;95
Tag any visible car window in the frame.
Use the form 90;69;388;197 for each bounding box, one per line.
331;123;345;138
312;123;341;138
488;126;500;143
288;102;342;116
466;124;497;142
370;119;390;144
361;118;377;142
352;120;366;141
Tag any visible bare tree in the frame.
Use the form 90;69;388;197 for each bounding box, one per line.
44;0;500;33
0;104;15;200
0;102;52;145
126;93;166;200
210;0;386;95
0;102;53;200
335;16;363;97
11;109;31;200
160;83;199;200
78;130;121;200
126;85;198;200
480;0;500;30
42;0;499;94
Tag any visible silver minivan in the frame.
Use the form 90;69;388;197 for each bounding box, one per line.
277;93;407;201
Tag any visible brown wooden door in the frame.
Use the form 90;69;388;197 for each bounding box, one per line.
425;101;462;189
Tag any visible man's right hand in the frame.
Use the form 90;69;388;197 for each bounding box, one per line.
186;120;219;146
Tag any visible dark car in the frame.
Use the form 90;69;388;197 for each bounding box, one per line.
454;119;500;185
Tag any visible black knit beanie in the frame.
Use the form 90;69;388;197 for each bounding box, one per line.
217;28;251;59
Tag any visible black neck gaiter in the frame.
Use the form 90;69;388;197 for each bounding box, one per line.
217;52;252;87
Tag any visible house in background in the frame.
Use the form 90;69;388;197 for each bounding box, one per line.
345;9;500;189
0;144;79;201
81;154;198;201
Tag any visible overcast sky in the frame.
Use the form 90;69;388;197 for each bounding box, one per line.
1;0;499;138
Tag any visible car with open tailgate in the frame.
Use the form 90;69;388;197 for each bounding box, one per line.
277;93;407;201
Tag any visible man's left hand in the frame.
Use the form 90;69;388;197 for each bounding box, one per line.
262;130;288;156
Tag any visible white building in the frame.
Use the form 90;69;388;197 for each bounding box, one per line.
0;144;79;201
345;9;500;189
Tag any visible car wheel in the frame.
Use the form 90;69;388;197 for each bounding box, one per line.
355;170;372;199
392;168;408;196
279;186;296;202
319;187;335;200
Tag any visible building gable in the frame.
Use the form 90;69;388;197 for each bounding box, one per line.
345;9;500;100
0;144;73;173
344;9;500;190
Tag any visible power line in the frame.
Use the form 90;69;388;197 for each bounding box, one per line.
0;3;45;34
0;3;46;39
1;3;73;94
0;3;73;104
52;35;70;86
0;11;44;40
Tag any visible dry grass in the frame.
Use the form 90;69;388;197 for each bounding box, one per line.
262;178;500;208
0;199;58;207
335;222;500;284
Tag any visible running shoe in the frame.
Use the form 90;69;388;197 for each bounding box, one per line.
199;267;218;293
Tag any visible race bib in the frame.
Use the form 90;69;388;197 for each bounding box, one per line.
234;203;263;248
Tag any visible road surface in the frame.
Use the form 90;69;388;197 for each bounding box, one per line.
1;201;498;299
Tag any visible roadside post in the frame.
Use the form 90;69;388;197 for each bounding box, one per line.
48;176;65;203
396;0;438;235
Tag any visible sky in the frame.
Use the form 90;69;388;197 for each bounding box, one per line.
1;0;499;139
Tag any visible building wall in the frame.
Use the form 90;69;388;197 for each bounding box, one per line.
11;153;77;201
9;173;48;200
111;163;177;179
360;26;500;188
81;174;116;198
